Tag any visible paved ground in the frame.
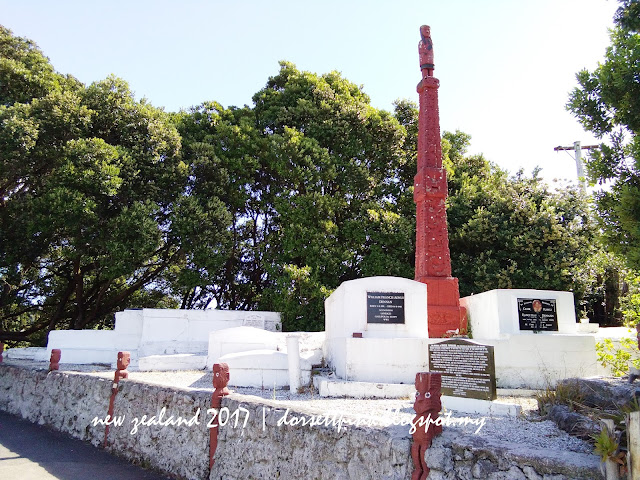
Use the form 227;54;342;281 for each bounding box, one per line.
0;410;172;480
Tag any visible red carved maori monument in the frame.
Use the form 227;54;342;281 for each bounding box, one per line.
209;362;230;470
104;351;130;447
411;372;442;480
414;25;467;338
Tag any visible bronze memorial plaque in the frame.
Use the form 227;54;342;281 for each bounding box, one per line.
428;339;497;400
366;292;405;324
517;298;558;331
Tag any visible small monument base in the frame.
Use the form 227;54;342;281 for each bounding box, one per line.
416;276;467;338
324;337;431;384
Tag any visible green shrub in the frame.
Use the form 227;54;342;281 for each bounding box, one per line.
595;336;640;377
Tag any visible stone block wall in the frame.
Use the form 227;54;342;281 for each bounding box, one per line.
213;396;412;479
0;364;412;479
425;433;603;480
0;364;110;440
0;363;603;479
0;364;211;479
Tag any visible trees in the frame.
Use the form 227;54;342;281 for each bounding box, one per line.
0;25;73;106
1;24;624;342
443;129;631;325
0;27;230;344
392;104;601;317
176;63;413;331
442;132;596;301
567;0;640;269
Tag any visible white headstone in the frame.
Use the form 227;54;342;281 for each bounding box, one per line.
323;276;429;383
243;314;265;329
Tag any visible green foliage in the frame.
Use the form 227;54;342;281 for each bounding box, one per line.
0;26;229;344
575;250;628;326
392;108;612;322
595;336;640;376
567;0;640;269
621;274;640;326
593;428;620;463
0;25;75;106
535;382;586;415
175;62;412;331
1;25;632;340
441;131;598;307
264;265;330;332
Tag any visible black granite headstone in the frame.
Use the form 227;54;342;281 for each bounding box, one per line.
428;339;497;400
366;292;405;324
517;298;558;331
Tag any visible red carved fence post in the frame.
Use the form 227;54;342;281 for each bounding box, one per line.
411;372;442;480
0;342;4;363
49;349;61;371
209;362;230;470
104;351;130;447
414;25;467;337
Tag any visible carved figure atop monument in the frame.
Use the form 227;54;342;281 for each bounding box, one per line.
419;25;434;78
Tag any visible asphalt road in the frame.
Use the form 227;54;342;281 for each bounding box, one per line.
0;410;172;480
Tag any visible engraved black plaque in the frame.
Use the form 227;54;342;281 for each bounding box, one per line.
517;298;558;331
366;292;405;324
428;339;497;400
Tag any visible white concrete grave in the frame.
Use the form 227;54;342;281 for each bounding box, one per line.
42;308;282;369
461;289;577;339
206;327;323;388
461;289;604;388
324;276;429;384
207;326;282;366
218;349;313;389
206;327;323;368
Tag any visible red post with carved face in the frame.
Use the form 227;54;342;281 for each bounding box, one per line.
49;349;61;371
115;351;130;381
210;362;230;469
414;25;467;337
104;351;130;447
411;372;442;480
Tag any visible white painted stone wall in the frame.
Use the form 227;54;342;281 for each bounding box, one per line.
0;364;211;479
0;363;411;479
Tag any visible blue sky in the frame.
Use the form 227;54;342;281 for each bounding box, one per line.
1;0;619;185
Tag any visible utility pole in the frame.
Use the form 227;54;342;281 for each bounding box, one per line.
554;141;599;191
